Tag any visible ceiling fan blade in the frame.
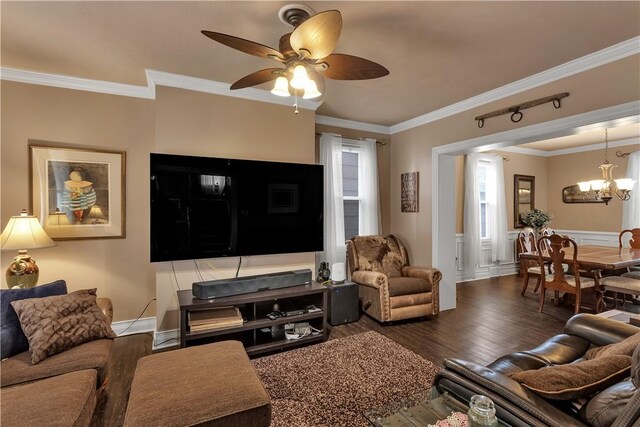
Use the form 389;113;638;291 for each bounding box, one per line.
290;10;342;60
202;31;284;61
230;68;282;90
320;54;389;80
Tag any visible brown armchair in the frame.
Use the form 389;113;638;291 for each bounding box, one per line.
346;234;441;322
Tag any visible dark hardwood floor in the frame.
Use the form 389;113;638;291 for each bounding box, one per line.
329;274;582;367
97;274;632;425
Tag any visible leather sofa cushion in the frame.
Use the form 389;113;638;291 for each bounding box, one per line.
387;277;430;296
509;354;632;400
578;379;637;427
1;338;112;388
0;280;67;360
10;289;115;364
585;331;640;359
1;369;97;427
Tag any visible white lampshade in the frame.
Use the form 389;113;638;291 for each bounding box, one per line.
615;178;636;191
589;180;605;191
577;182;591;192
1;211;55;250
290;65;309;89
302;79;322;99
270;77;290;97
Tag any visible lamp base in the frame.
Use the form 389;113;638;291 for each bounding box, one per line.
6;253;39;289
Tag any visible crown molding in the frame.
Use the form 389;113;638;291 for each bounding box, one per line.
145;70;322;111
315;115;390;134
2;36;638;130
499;136;640;157
433;102;640;156
391;36;640;135
0;67;322;111
0;67;156;99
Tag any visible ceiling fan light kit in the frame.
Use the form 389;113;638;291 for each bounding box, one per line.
202;4;389;114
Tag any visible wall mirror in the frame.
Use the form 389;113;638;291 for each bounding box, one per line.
514;174;535;228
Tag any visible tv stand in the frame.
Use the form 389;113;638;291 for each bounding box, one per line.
177;282;328;356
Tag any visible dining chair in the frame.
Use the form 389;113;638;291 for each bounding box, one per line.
537;234;602;314
517;228;543;296
601;228;640;307
619;228;640;249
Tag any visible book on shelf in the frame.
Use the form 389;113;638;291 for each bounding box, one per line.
188;306;243;332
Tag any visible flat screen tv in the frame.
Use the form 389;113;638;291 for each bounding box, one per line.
150;153;323;262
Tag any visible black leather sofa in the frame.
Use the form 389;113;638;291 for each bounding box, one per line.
433;314;640;427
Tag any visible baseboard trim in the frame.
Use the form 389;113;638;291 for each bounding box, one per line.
111;317;156;336
153;329;179;350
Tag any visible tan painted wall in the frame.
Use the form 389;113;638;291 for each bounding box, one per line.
1;82;317;328
548;143;638;231
391;55;640;266
455;151;549;233
1;81;157;321
315;124;391;234
153;87;316;331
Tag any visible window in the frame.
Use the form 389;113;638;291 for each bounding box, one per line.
342;148;360;239
478;161;489;239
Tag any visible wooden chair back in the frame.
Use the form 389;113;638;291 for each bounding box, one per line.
619;228;640;249
537;234;581;294
538;227;556;252
517;228;538;269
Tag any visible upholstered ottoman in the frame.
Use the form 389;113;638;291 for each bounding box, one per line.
123;341;271;427
1;369;98;427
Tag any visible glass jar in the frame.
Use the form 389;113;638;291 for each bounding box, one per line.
467;394;498;427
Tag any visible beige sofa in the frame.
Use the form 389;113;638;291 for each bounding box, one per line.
1;298;115;427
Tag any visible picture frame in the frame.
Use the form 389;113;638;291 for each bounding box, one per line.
401;172;419;213
514;174;535;228
562;184;607;204
29;142;126;240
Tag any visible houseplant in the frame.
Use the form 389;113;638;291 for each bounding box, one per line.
520;209;552;232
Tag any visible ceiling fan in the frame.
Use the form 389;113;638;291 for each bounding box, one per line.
201;4;389;104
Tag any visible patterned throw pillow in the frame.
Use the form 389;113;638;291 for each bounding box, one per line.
0;280;68;359
10;288;116;364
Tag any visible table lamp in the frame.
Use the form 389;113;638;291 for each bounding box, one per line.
1;210;56;289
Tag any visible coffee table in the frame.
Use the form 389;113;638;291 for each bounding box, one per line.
363;391;469;427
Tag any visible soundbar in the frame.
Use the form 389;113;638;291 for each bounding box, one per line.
192;269;312;300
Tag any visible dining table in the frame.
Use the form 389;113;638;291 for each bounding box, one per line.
519;244;640;273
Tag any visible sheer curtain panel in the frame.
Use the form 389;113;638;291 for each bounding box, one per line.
464;153;509;276
319;133;346;266
358;138;381;235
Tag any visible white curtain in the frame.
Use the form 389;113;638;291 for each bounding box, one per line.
358;138;381;235
319;133;346;266
622;150;640;230
464;153;509;275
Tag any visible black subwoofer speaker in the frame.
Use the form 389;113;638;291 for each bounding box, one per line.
325;280;359;326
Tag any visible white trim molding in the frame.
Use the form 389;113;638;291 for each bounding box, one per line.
391;37;640;135
0;67;322;111
1;67;156;99
496;137;640;157
153;329;179;350
111;316;156;337
3;36;638;134
111;316;178;350
315;115;390;134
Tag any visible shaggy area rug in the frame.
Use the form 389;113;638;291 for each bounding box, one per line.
252;331;440;427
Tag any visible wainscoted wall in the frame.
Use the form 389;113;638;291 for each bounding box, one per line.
455;229;620;282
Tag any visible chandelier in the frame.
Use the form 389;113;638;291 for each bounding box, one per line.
577;129;636;205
